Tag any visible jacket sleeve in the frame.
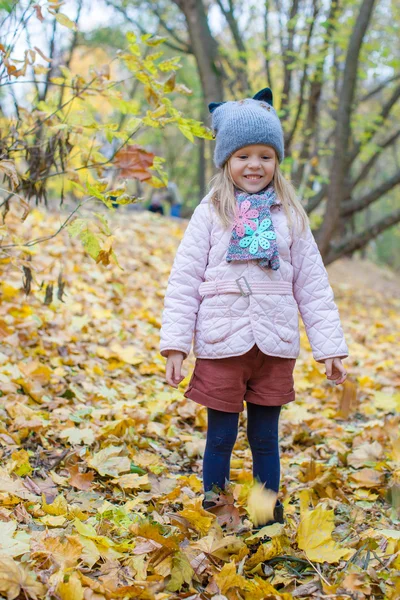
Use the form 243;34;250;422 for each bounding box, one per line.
290;220;349;363
159;202;212;360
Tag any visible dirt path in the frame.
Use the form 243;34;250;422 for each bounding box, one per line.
327;256;400;298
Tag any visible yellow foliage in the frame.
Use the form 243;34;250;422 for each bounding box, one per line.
297;504;354;563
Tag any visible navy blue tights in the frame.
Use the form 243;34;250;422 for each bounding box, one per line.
203;403;282;493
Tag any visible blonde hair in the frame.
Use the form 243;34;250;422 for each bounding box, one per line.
208;151;309;236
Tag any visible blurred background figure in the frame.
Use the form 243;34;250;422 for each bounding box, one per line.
147;182;183;217
148;190;165;215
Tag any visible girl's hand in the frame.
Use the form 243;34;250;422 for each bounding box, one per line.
324;357;347;385
166;351;185;388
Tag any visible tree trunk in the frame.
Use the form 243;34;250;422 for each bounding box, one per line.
316;0;377;258
172;0;224;108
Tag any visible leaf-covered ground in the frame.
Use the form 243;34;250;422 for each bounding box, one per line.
0;207;399;600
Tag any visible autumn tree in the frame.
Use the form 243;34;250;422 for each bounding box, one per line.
114;0;400;264
0;0;212;291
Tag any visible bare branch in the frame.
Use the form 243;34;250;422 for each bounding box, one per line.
144;1;192;53
40;9;58;101
285;0;319;150
350;130;400;190
0;197;95;250
215;0;249;92
292;0;339;187
342;171;400;217
326;207;400;264
348;83;400;167
359;73;400;103
280;0;300;120
306;184;328;213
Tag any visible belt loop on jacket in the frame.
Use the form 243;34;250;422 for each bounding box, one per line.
235;276;252;296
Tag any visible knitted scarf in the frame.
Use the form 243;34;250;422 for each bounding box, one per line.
226;184;280;270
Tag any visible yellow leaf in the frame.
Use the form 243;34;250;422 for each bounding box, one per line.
373;391;400;412
214;560;251;595
57;572;84;600
112;473;150;490
192;532;247;562
357;375;376;389
1;283;19;300
0;521;30;557
245;536;285;569
11;449;32;477
178;503;214;535
53;12;77;31
349;468;384;488
0;475;37;501
33;535;82;569
40;515;66;527
87;446;131;477
297;504;354;563
42;494;68;516
109;343;144;365
166;550;193;592
59;427;95;446
347;441;384;468
0;556;46;600
247;481;277;527
78;537;100;568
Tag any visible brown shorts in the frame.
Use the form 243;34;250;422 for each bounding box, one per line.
184;344;296;413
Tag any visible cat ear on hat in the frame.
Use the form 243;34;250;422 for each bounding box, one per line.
253;87;273;106
208;101;225;113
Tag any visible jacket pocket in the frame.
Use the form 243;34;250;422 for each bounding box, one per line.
196;308;232;344
273;303;298;343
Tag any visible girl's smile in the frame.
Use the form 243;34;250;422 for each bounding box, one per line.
228;144;276;193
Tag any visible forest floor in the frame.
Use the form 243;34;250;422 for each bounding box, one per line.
0;207;399;600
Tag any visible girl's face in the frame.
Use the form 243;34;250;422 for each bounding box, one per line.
228;144;276;193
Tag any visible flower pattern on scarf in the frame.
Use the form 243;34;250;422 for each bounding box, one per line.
232;200;259;237
226;185;281;270
239;218;277;255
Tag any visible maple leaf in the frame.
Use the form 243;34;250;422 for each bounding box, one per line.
166;550;193;592
0;521;30;557
347;441;384;468
87;446;131;477
0;556;46;600
297;504;355;563
114;144;155;180
68;465;95;491
214;560;252;595
203;487;241;529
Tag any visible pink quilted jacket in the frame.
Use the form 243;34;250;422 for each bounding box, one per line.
160;193;349;363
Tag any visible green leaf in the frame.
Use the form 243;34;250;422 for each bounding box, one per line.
86;183;113;208
79;229;102;260
0;1;14;13
67;218;87;238
111;249;124;271
177;123;194;142
130;463;147;475
94;212;112;236
167;551;194;592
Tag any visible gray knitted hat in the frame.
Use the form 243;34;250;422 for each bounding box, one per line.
209;87;284;168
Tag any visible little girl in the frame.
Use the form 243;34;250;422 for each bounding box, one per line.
159;87;349;527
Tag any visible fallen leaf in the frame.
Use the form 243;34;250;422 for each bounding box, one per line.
297;504;354;563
